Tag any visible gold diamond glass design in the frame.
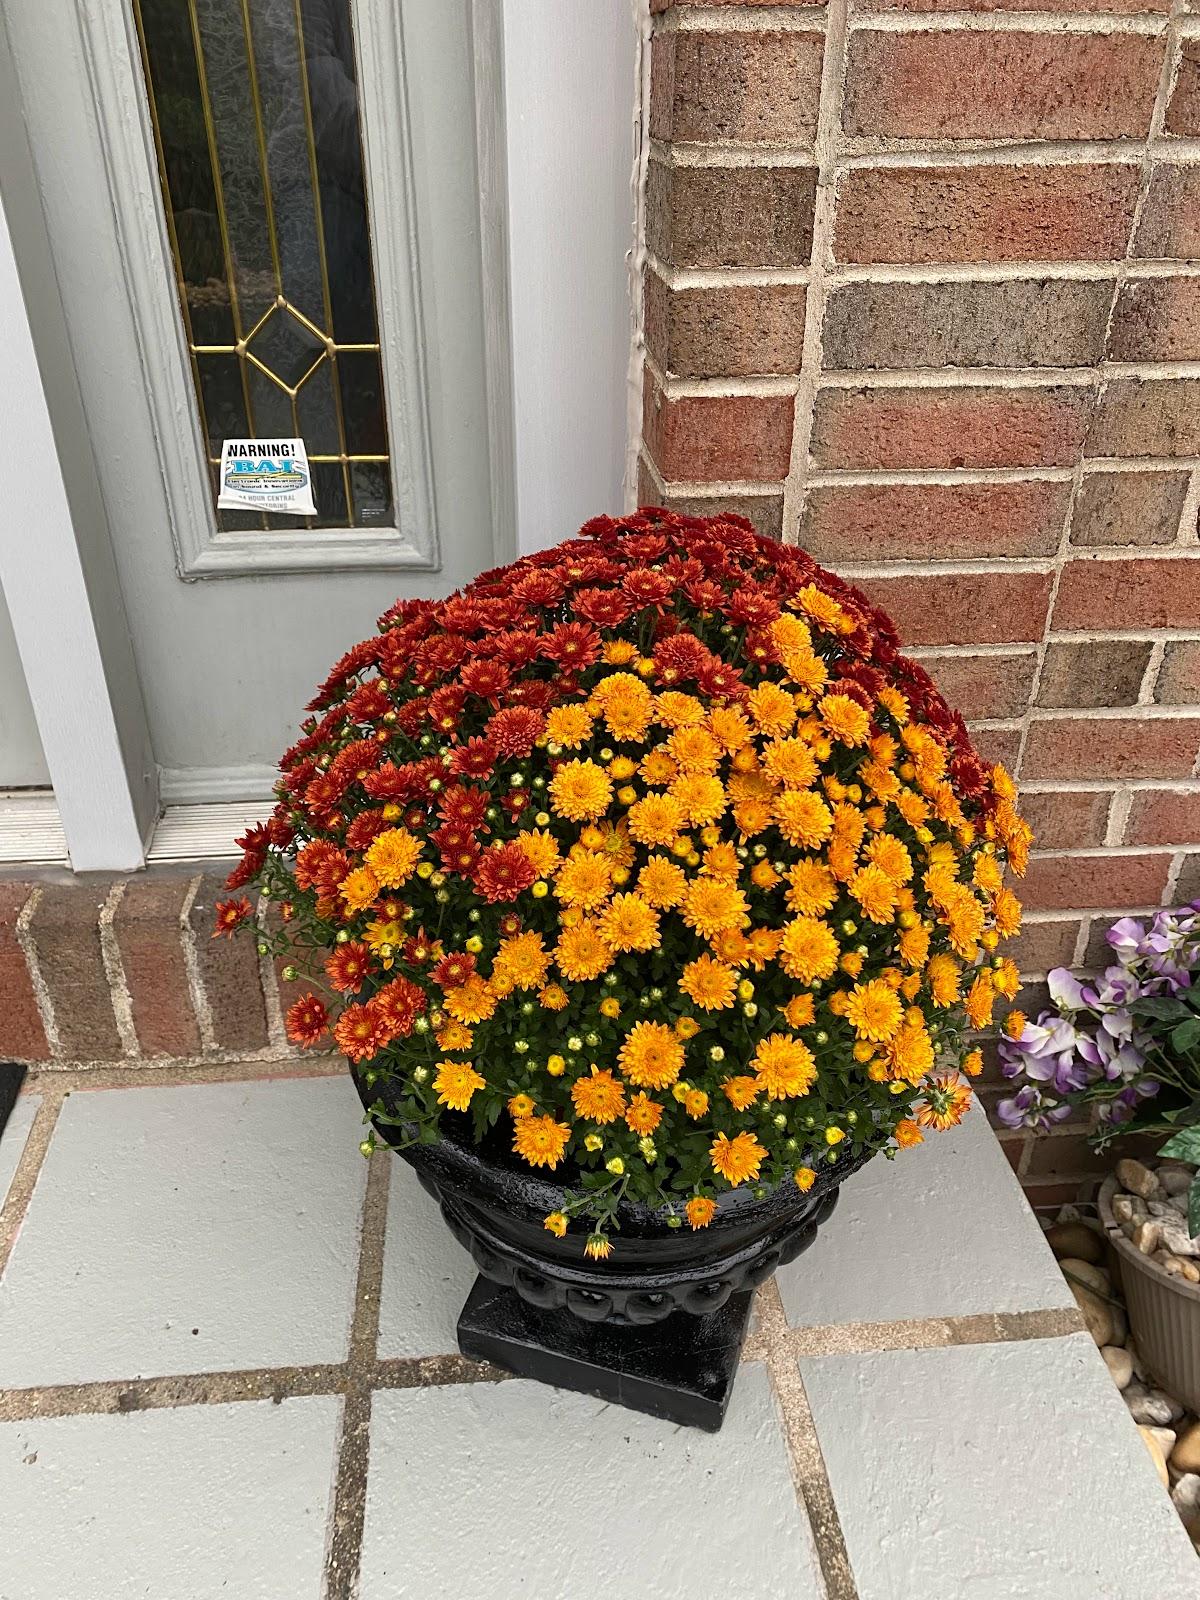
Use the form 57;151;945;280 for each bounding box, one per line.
131;0;394;532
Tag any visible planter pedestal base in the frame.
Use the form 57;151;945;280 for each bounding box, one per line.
457;1274;752;1432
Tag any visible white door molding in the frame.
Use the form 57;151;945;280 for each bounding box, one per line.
0;68;155;871
73;0;440;579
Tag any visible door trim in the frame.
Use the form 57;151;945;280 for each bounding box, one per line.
74;0;441;579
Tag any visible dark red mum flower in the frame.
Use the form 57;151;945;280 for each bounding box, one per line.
326;941;375;993
213;897;253;937
472;841;537;903
285;993;330;1047
488;707;545;758
449;737;498;781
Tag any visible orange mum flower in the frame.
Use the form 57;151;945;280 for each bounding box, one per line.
617;1021;684;1089
364;827;422;888
625;1092;664;1135
571;1066;626;1124
434;1059;486;1111
753;1033;817;1099
679;954;737;1011
711;1130;766;1186
686;1195;717;1230
512;1114;571;1169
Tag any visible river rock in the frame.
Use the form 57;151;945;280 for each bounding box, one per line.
1173;1474;1200;1515
1157;1251;1190;1279
1101;1345;1134;1389
1159;1164;1195;1197
1118;1160;1162;1200
1151;1388;1185;1422
1046;1221;1105;1264
1127;1387;1176;1427
1172;1422;1200;1474
1133;1220;1163;1255
1070;1282;1114;1346
1150;1200;1183;1220
1112;1193;1148;1227
1141;1426;1171;1487
1159;1224;1200;1259
1059;1257;1111;1296
1146;1425;1178;1461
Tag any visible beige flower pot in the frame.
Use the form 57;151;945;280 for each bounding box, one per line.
1099;1174;1200;1414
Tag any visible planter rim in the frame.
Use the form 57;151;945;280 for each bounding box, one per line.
1097;1173;1200;1305
351;1061;870;1239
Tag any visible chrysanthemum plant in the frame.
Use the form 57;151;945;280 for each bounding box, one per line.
218;511;1029;1257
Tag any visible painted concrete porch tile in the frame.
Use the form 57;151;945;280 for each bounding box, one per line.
0;1395;339;1599
360;1363;823;1600
0;1075;365;1387
0;1092;40;1212
777;1102;1072;1328
376;1155;477;1359
802;1334;1199;1600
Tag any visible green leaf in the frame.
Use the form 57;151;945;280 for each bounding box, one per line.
1159;1126;1200;1164
1172;1018;1200;1055
1132;996;1190;1021
1190;1177;1200;1243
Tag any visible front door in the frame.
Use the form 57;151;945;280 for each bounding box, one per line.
3;0;501;803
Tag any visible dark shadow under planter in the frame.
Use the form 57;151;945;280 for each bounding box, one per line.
352;1065;867;1430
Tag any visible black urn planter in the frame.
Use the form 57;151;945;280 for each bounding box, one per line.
352;1066;867;1431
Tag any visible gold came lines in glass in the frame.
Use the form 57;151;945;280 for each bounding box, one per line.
131;0;395;531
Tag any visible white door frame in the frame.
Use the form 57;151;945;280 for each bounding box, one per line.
0;31;156;871
0;0;635;869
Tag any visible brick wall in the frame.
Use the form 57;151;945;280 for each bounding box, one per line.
637;0;1200;1203
0;873;296;1070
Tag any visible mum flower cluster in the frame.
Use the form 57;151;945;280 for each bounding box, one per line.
218;510;1028;1254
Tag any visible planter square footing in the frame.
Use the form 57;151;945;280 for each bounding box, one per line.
456;1274;752;1432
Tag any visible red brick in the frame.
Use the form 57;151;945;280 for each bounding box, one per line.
646;159;816;269
1036;640;1153;709
1020;791;1111;851
801;480;1066;562
1088;379;1200;459
1009;917;1084;975
642;374;794;482
1023;717;1200;780
835;164;1138;265
859;0;1169;12
1166;39;1200;135
1020;851;1172;911
644;272;805;378
638;460;786;540
188;874;268;1052
970;725;1021;770
822;279;1111;371
920;651;1038;720
1070;470;1189;548
652;0;821;9
810;384;1091;471
1023;1131;1111;1180
1156;642;1200;705
113;877;201;1058
0;884;48;1061
843;30;1164;140
1134;166;1200;259
857;571;1053;645
1176;853;1200;902
1109;278;1200;363
650;30;824;146
1053;556;1200;631
30;885;122;1061
1124;790;1200;847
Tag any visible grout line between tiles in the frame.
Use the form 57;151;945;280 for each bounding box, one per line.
22;1053;342;1092
757;1277;860;1600
322;1149;391;1600
0;1087;65;1280
785;1304;1084;1358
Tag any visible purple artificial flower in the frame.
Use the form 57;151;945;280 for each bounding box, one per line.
996;1084;1074;1133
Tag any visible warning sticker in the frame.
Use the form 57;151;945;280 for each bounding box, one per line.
218;437;317;516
